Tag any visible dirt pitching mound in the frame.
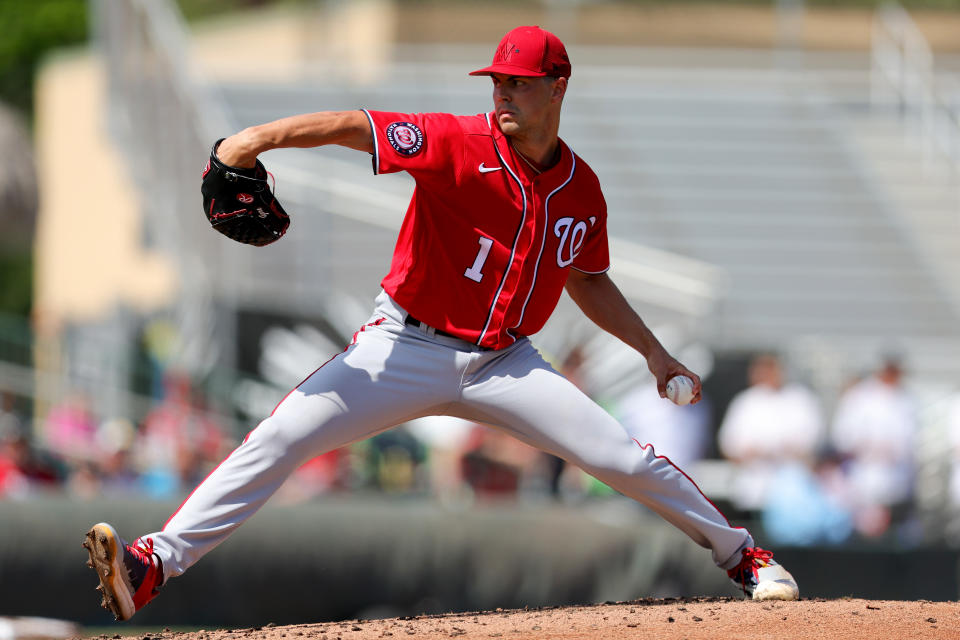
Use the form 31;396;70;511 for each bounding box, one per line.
96;597;960;640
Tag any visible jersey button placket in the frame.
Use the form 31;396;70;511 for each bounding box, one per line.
504;186;541;336
492;181;530;346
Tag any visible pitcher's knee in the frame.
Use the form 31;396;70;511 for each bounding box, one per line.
576;439;654;479
239;415;308;467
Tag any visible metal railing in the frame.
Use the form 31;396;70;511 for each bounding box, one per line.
872;2;960;173
92;0;235;379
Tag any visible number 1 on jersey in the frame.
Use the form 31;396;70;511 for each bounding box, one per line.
464;236;493;283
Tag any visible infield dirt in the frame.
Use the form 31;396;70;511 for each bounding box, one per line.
85;598;959;640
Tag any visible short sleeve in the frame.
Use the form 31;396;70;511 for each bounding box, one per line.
363;110;464;181
572;196;610;274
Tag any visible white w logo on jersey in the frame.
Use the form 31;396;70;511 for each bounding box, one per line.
554;217;590;267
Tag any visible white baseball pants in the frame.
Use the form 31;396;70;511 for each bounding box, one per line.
145;291;752;580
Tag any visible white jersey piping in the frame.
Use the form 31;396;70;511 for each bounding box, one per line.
361;109;380;175
571;265;611;275
509;148;577;339
477;112;527;346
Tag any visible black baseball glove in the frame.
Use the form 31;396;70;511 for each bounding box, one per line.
201;138;290;246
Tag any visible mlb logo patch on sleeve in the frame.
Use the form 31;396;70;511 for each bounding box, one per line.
386;122;424;156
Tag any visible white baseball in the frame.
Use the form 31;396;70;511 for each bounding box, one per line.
665;375;695;405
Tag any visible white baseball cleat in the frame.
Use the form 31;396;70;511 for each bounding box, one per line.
727;547;799;601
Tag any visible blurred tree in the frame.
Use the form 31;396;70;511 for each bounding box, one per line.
0;0;88;118
0;0;86;316
0;255;32;317
0;103;35;317
176;0;284;22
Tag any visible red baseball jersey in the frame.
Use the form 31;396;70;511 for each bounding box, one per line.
363;109;610;350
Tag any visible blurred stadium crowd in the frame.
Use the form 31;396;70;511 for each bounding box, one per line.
2;345;957;550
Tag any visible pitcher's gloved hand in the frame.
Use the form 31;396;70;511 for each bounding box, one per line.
201;138;290;246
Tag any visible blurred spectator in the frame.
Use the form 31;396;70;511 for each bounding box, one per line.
142;319;178;400
0;394;59;497
0;420;28;498
42;391;98;465
761;460;853;546
460;424;543;500
540;346;586;498
407;415;474;502
364;427;428;493
96;417;140;495
276;448;351;503
137;375;192;498
177;411;229;489
0;391;23;443
830;355;917;537
67;461;102;499
617;383;711;470
136;373;228;498
947;393;960;508
718;353;825;511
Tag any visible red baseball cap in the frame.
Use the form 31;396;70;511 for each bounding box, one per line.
469;26;571;79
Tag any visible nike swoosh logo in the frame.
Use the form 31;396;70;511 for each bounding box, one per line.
478;163;502;174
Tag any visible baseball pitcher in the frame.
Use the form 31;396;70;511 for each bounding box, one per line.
83;26;798;621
